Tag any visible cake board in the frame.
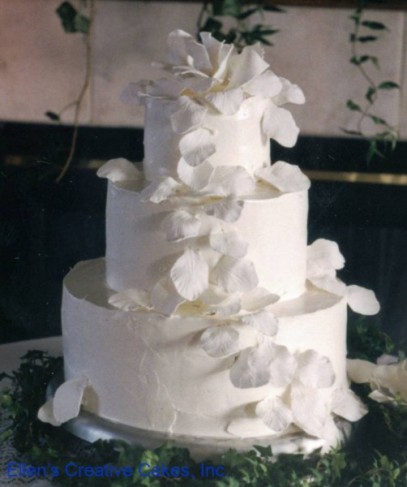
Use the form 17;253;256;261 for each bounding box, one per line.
47;369;351;460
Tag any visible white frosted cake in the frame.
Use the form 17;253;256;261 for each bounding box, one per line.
39;30;380;454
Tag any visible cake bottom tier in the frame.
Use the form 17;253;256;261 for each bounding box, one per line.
61;259;349;444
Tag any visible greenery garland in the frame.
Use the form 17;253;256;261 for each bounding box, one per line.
1;320;407;486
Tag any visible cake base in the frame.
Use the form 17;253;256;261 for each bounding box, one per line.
47;369;351;460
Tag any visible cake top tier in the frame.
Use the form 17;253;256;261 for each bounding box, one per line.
123;30;306;183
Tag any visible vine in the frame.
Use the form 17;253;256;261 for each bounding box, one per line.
345;3;400;162
45;1;94;182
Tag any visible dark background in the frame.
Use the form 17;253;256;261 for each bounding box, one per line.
0;122;406;345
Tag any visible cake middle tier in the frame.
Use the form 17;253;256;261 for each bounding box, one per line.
105;180;309;301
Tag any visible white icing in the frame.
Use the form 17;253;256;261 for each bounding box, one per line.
143;96;271;182
61;259;349;440
105;180;308;301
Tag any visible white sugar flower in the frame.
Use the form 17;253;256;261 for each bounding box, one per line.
128;30;304;147
348;358;407;405
306;239;380;315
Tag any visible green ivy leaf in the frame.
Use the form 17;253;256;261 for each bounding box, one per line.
237;7;258;20
45;111;60;122
342;129;363;136
357;35;378;43
201;17;223;34
212;0;241;18
361;20;387;30
378;81;400;90
350;55;370;65
347;99;362;112
56;1;89;34
369;114;387;125
365;86;376;103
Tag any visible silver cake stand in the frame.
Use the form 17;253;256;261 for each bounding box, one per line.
47;369;350;460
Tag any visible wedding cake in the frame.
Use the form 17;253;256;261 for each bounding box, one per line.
39;30;380;454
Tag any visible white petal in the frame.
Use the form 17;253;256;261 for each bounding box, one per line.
256;161;310;193
150;278;185;316
273;77;305;105
256;395;293;433
291;385;330;438
200;287;241;316
108;288;151;311
120;81;150;105
185;37;212;73
170;97;207;134
244;70;283;98
141;177;184;203
262;103;300;148
371;361;407;402
200;32;235;82
296;350;335;388
242;310;278;337
167;29;192;65
204;196;244;222
161;209;201;242
200;325;240;358
97;158;141;183
309;276;347;296
230;340;295;388
332;388;368;422
38;398;59;426
369;390;395;404
206;88;245;115
205;166;256;196
53;377;88;425
211;295;242;316
179;128;216;167
307;239;345;279
228;46;269;89
377;354;399;365
214;256;258;293
170;248;209;300
267;344;297;387
209;231;248;258
177;158;214;191
346;285;380;315
346;359;376;384
146;78;184;97
241;287;280;311
230;341;272;388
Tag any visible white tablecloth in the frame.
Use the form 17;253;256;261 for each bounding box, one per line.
0;337;62;486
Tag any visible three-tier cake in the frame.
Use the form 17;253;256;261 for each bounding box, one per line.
39;30;380;455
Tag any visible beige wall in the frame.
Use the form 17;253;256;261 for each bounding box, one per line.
1;0;406;139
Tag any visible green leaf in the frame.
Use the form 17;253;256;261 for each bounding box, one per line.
342;129;363;136
45;111;60;122
346;99;362;112
201;17;223;34
263;5;285;13
212;0;241;18
378;81;400;90
237;7;258;20
369;114;387;125
357;35;378;43
365;86;376;103
350;55;370;65
361;20;387;30
56;2;89;34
